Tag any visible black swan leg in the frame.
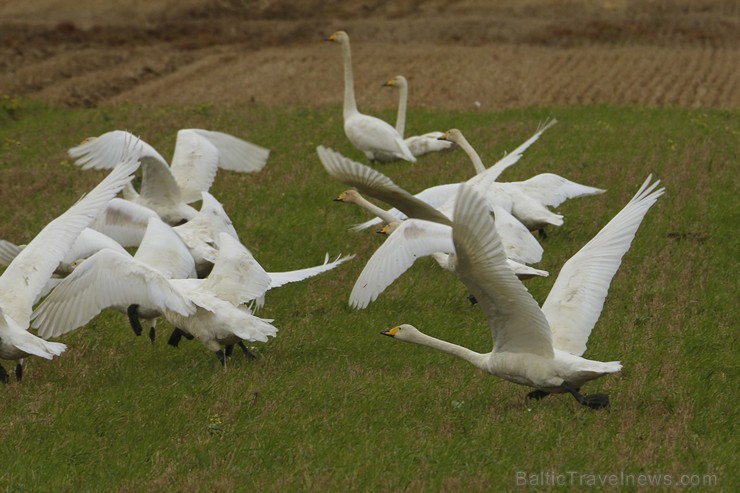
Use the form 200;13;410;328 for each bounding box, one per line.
0;365;8;384
538;228;548;240
148;326;156;345
224;345;234;358
15;361;23;382
168;327;185;347
215;350;226;367
127;304;143;337
561;381;610;409
238;341;257;360
526;389;550;400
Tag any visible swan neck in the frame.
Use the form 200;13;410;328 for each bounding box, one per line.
457;135;486;174
407;330;488;370
394;84;408;136
354;195;397;225
340;40;358;118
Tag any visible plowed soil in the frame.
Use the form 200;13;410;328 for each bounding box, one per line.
1;0;738;110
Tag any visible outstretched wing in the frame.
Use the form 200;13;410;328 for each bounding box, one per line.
68;130;165;170
188;129;270;173
317;146;450;225
452;184;554;357
542;176;664;356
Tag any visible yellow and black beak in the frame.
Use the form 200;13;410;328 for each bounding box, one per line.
380;327;399;337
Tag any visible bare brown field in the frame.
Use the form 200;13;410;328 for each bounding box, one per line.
1;0;738;110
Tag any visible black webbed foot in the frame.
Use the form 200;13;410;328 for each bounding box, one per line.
467;294;478;305
238;341;257;360
168;327;185;347
127;304;143;337
526;389;550;400
561;381;610;409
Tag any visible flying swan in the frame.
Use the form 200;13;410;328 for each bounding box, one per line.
381;176;664;409
0;155;139;383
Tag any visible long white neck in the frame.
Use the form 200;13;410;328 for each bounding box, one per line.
340;39;358;119
406;330;489;371
394;83;408;137
455;134;486;174
351;194;397;225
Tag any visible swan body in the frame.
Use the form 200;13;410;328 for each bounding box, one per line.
382;176;665;408
326;31;415;163
0;155;139;382
382;75;453;157
69;129;269;224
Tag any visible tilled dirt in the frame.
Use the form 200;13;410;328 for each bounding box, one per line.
0;0;738;110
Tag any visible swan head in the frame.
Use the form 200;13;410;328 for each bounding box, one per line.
438;129;464;144
376;221;401;235
326;31;349;44
334;189;361;204
380;324;421;342
382;75;407;89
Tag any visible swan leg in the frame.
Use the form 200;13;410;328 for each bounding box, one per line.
561;381;610;409
215;350;226;367
538;228;548;240
148;326;156;345
168;327;186;347
224;345;234;358
127;304;143;337
238;341;257;360
0;365;8;384
15;361;23;382
526;389;550;400
467;294;478;305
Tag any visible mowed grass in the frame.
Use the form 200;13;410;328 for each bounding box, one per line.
0;100;736;491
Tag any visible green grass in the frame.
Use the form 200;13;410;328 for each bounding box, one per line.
0;100;737;491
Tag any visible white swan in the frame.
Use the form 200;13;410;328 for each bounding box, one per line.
0;155;139;383
382;75;453;157
69;129;270;225
33;233;277;366
381;176;665;409
326;31;415;163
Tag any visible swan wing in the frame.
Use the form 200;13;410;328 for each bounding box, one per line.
345;114;416;162
0;157;139;327
452;184;554;357
0;240;23;266
491;206;543;265
68;130;166;170
267;254;355;290
484;118;558;181
168;129;220;204
62;228;128;265
350;183;461;231
515;173;605;208
198;233;272;306
89;198;159;247
350;220;454;309
134;217;196;279
542;176;664;356
31;248;194;339
189;129;270;173
317;146;450;225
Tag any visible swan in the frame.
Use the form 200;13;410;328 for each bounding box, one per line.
440;126;604;235
0;155;139;383
69;129;270;225
326;31;415;163
323;120;562;233
381;176;664;409
381;75;453;157
33;233;278;366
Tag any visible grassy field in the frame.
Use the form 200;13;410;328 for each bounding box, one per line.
0;99;736;491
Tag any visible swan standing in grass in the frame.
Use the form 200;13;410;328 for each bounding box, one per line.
0;156;139;383
381;177;664;409
326;31;415;163
69;129;270;225
381;75;453;157
33;233;278;366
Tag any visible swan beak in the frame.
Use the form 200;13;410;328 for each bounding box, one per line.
376;224;391;235
382;79;394;87
380;327;399;337
325;33;338;42
333;192;346;202
437;132;450;141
